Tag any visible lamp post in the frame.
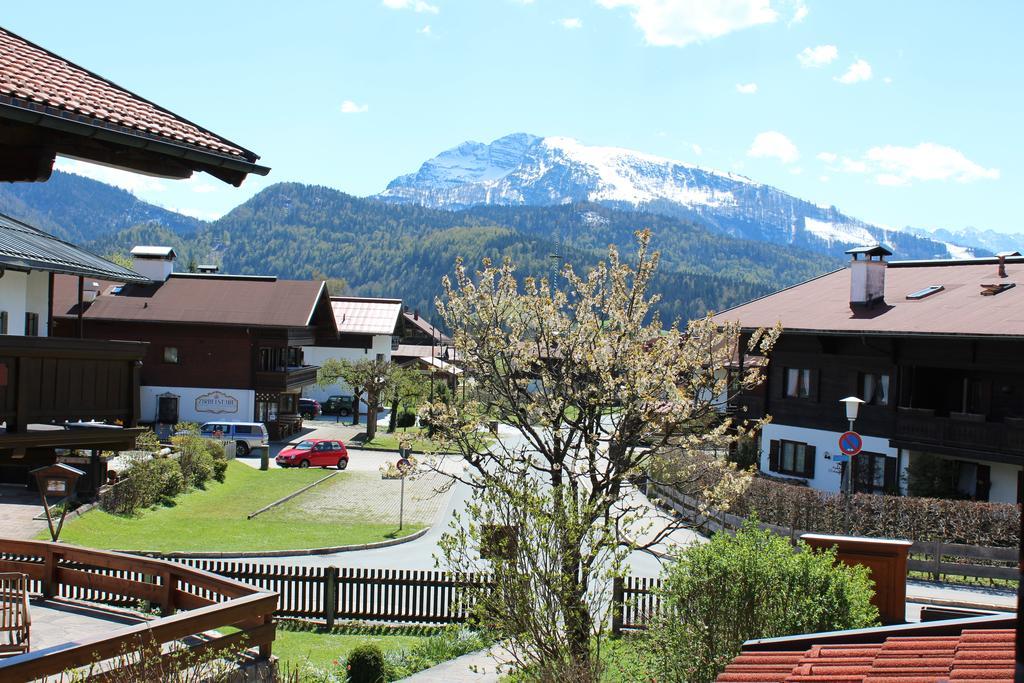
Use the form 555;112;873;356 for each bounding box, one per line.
839;396;864;532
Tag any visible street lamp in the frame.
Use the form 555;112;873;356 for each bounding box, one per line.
838;396;864;532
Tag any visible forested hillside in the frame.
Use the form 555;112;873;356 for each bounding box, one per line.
0;175;839;324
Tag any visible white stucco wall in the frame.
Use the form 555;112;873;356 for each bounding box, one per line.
0;270;50;335
141;385;256;424
760;423;903;493
302;336;394;405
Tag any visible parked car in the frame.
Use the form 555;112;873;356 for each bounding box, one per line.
198;422;269;457
276;438;349;469
299;398;322;419
322;395;354;416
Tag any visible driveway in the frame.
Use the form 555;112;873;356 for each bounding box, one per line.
0;485;48;540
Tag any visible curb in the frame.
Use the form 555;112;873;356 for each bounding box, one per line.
907;594;1016;612
119;526;431;559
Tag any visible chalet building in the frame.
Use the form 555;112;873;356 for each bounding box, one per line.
0;26;266;491
302;297;403;407
0;213;150;491
53;248;336;442
393;308;453;365
714;247;1024;503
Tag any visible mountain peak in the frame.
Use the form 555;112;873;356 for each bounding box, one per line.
377;133;984;261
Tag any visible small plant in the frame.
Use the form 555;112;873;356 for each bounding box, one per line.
346;642;386;683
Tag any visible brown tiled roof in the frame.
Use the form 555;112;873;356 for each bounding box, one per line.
712;257;1024;338
53;273;331;329
403;311;451;343
332;297;402;335
0;26;266;181
717;628;1014;683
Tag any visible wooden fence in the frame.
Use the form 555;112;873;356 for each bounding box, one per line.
176;560;486;627
648;483;1019;586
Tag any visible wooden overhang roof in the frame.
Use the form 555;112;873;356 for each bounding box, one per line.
0;26;269;186
712;256;1024;339
53;273;336;330
0;211;147;282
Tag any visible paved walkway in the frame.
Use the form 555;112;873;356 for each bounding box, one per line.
398;647;512;682
0;485;47;540
31;598;149;652
906;579;1016;611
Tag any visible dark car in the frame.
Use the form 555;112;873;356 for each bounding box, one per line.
322;395;354;416
299;398;322;419
276;438;348;469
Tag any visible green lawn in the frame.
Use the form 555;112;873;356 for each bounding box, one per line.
54;462;420;552
273;627;426;674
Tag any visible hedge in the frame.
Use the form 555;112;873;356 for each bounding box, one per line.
732;477;1020;547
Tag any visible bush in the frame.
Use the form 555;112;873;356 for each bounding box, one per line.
172;435;216;488
203;439;229;482
102;456;183;515
346;643;386;683
383;626;490;679
644;521;878;683
150;457;185;504
734;476;1020;546
396;411;417;429
134;429;163;454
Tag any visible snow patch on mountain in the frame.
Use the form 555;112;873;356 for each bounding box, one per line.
803;217;877;247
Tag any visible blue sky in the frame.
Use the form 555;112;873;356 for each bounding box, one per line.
6;1;1021;234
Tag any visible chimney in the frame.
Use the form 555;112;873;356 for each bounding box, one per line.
846;245;892;309
414;308;419;320
196;264;219;274
82;281;100;303
130;246;176;282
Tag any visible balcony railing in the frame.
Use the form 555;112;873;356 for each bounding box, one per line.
254;364;319;391
0;336;146;434
0;539;276;680
894;408;1024;457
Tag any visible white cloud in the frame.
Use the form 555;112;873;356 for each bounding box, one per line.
382;0;439;14
797;44;838;68
883;76;893;85
735;82;758;94
340;100;369;114
840;157;867;173
418;24;432;34
818;175;830;182
816;151;837;163
560;17;583;29
835;58;872;84
789;166;803;175
864;143;999;185
191;183;218;194
747;131;800;164
691;143;703;155
597;0;778;48
789;0;808;24
54;157;167;194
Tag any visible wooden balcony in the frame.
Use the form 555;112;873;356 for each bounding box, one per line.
254;364;319;392
893;408;1024;460
0;539;276;680
0;336;146;450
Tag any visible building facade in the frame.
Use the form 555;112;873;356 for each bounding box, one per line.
719;248;1024;503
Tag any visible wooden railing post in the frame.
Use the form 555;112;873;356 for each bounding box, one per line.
160;570;175;616
324;566;338;628
610;576;624;636
931;541;943;582
259;612;275;659
41;547;58;599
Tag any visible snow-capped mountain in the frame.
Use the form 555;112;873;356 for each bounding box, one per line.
378;133;982;261
903;225;1023;257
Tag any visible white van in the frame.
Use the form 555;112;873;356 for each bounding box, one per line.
199;422;269;457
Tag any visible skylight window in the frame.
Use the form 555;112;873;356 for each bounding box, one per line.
110;286;123;295
906;285;944;300
980;282;1015;296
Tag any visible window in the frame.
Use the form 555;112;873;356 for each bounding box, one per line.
163;346;179;364
376;353;385;362
860;373;890;406
768;439;816;478
853;452;898;494
0;311;7;334
157;395;179;424
234;425;253;435
906;285;944;300
784;368;812;399
24;312;39;337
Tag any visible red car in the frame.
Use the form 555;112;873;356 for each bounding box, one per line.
276;438;349;469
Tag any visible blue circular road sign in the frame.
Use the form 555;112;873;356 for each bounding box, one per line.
838;431;863;456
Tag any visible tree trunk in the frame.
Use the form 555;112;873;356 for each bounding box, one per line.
388;392;399;433
366;392;378;440
351;393;361;426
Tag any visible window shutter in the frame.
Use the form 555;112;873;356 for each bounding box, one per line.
803;445;816;478
811;369;821;402
768;440;780;472
883;456;898;494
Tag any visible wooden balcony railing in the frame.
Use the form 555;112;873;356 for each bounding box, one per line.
894;409;1024;457
0;539;276;681
254;364;319;391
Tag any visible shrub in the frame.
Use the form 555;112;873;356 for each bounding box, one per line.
396;411;417;428
134;429;163;454
150;457;185;504
383;626;490;679
644;521;878;683
733;476;1020;546
102;456;183;515
346;643;386;683
172;435;217;488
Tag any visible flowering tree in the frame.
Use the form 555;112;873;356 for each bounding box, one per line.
422;230;778;680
